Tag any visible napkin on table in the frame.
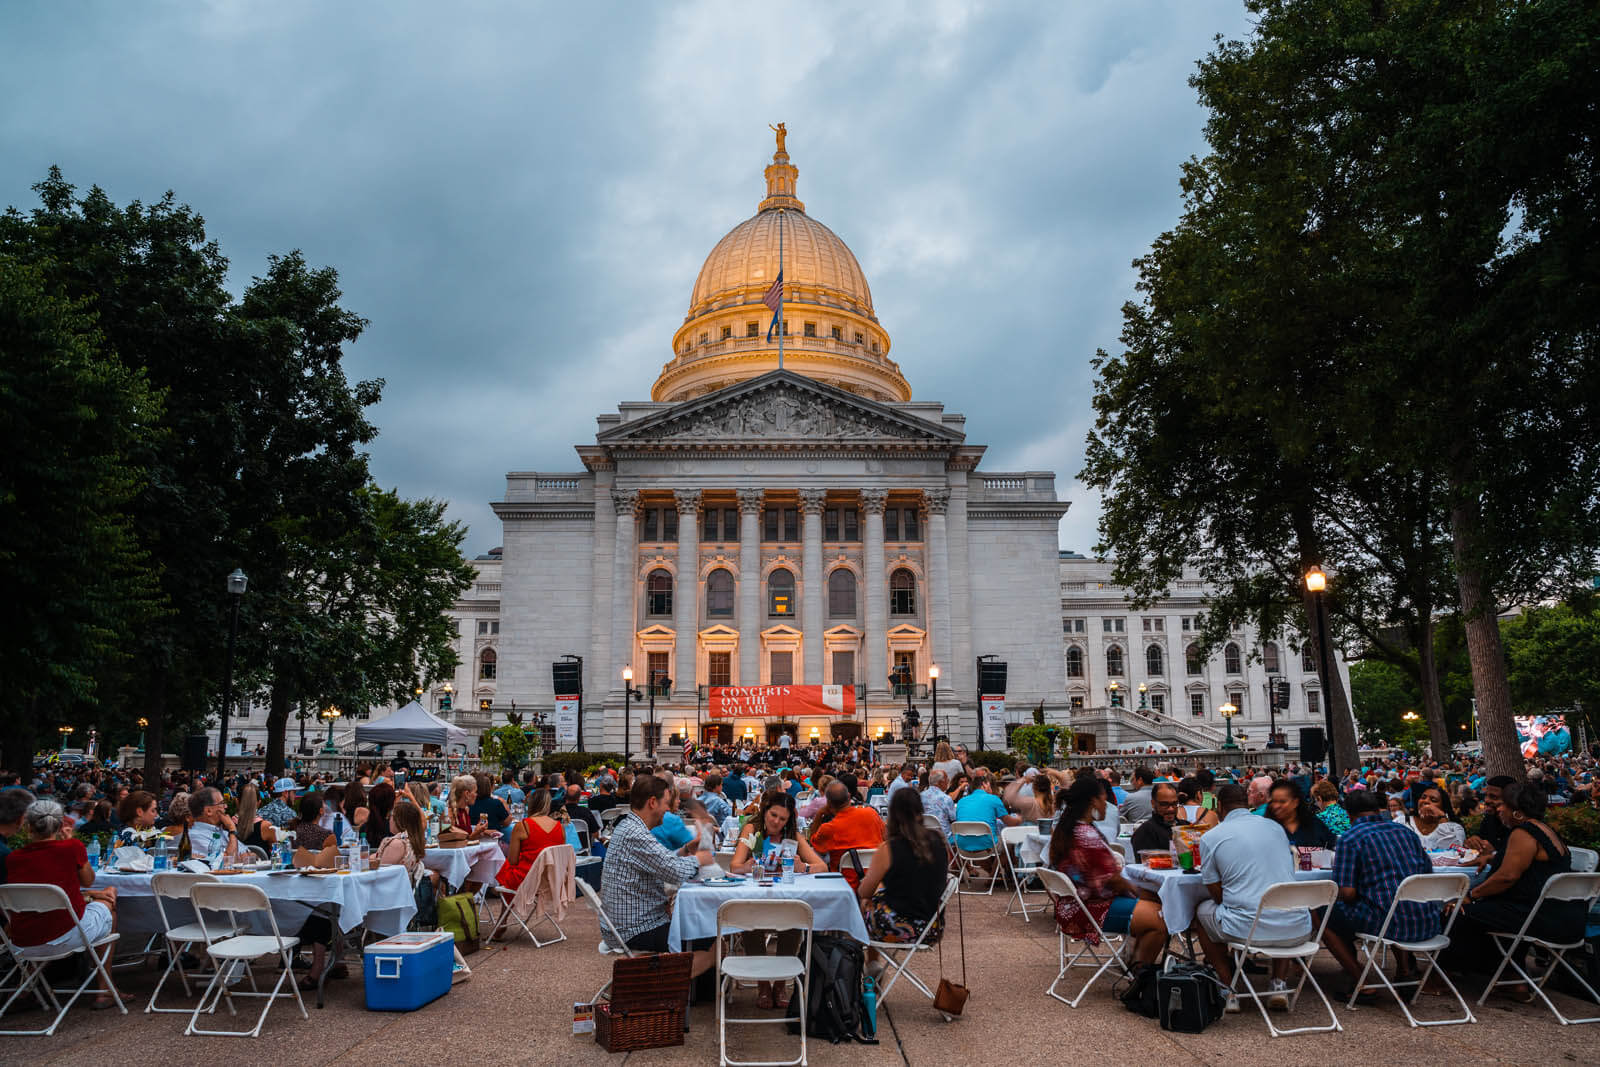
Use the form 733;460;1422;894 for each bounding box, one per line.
111;846;152;872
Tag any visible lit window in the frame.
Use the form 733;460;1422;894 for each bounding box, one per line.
768;568;795;616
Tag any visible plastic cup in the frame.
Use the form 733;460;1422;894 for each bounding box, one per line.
1176;850;1194;872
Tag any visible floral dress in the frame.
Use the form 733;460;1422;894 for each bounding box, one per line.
1053;823;1120;945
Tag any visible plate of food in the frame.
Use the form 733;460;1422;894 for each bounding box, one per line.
697;876;745;886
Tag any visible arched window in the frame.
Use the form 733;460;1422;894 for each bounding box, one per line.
889;568;916;615
646;569;673;616
1263;642;1280;673
1186;643;1203;676
1224;641;1242;674
1066;646;1084;678
706;569;733;616
1146;644;1164;675
1106;645;1124;677
768;568;794;617
479;648;496;680
828;569;856;618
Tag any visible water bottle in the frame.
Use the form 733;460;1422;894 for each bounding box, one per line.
153;840;169;871
278;841;291;870
87;839;101;871
426;813;439;846
347;840;362;873
862;976;878;1037
780;840;796;884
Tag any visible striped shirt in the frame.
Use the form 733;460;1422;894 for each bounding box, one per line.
1332;813;1438;941
599;811;700;945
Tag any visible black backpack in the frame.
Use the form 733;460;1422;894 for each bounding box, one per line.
1115;961;1160;1019
785;933;875;1044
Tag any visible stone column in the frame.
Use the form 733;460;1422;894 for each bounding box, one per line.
673;490;701;698
924;488;955;699
737;488;764;684
861;489;889;699
799;489;827;683
609;490;639;729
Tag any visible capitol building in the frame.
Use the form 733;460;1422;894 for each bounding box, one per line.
229;131;1351;758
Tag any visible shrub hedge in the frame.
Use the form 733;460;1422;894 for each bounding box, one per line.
540;752;625;779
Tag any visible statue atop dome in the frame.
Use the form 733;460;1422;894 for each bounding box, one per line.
769;122;788;157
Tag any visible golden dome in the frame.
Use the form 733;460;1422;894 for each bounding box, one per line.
653;128;910;404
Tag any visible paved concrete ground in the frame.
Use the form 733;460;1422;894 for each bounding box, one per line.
5;886;1598;1066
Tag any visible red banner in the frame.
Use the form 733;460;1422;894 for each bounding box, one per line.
707;685;856;718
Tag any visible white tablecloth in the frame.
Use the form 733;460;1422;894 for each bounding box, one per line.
667;873;870;952
1122;863;1333;934
424;841;504;889
94;865;416;936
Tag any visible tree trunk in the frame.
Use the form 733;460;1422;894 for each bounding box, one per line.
1450;499;1523;779
265;679;292;776
1417;616;1451;762
142;666;167;783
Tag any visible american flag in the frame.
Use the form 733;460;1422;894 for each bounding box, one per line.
763;270;783;341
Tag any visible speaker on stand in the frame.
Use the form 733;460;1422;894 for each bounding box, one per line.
1298;727;1326;766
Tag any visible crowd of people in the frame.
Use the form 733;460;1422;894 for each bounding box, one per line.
2;734;1598;1020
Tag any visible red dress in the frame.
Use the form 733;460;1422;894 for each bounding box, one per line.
1053;823;1119;945
496;818;567;891
5;839;88;946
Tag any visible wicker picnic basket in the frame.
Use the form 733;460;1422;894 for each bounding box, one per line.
594;951;692;1053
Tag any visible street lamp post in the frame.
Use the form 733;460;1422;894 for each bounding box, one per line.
320;706;342;754
928;664;940;744
1137;682;1148;710
622;667;644;766
136;717;149;752
1219;701;1239;751
1304;565;1339;783
217;568;248;780
1108;681;1121;708
58;725;73;752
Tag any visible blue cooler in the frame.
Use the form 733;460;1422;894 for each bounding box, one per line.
363;931;453;1011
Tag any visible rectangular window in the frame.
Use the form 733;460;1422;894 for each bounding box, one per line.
1181;617;1191;631
641;507;677;543
699;332;709;345
1143;617;1163;632
648;651;670;694
854;331;864;344
764;508;775;541
747;321;759;337
822;507;859;542
489;621;499;635
762;507;797;542
1070;618;1087;633
830;325;842;340
769;651;793;685
477;620;489;635
1191;692;1205;717
663;508;677;542
892;651;915;695
1151;694;1165;714
1071;695;1084;710
803;322;816;337
724;509;738;541
824;509;839;542
900;508;919;540
883;509;900;540
843;508;858;541
832;650;855;686
707;652;731;688
1102;618;1125;633
721;325;732;340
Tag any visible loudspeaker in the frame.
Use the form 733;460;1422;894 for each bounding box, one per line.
182;733;209;771
551;660;582;696
1299;727;1326;764
978;660;1007;696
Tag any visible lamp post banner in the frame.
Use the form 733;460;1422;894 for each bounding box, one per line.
554;698;580;746
708;685;856;718
981;697;1006;747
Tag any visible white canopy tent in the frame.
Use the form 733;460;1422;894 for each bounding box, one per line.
353;699;469;750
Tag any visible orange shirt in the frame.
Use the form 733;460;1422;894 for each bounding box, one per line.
808;805;885;870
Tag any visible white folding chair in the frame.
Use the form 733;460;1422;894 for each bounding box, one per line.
1037;868;1132;1007
1570;847;1599;873
483;844;572;947
0;884;125;1035
1477;871;1600;1025
1226;880;1342;1038
1347;872;1474;1026
951;820;1002;895
184;882;306;1038
870;875;958;1004
147;872;232;1014
716;899;812;1067
1000;825;1042;921
577;877;638;1004
920;814;943;835
573;824;592;856
1104;840;1129;868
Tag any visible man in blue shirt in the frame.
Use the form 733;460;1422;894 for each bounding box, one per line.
953;776;1018;853
649;776;698;851
701;773;733;826
492;770;525;809
722;765;748;805
1320;788;1435;1000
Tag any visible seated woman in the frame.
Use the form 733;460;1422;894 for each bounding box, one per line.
5;800;121;1008
374;800;432;884
1311;779;1351;839
1408;783;1467;851
1268;779;1338;849
1443;782;1585;995
497;788;568;892
469;772;512;837
865;771;889;801
360;782;397;851
730;792;826;1010
1048;776;1166;966
857;787;948;959
1175;777;1219;830
289;792;345;990
234;782;279;856
446;774;488;836
115;790;159;845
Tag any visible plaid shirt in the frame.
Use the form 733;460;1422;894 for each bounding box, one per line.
599;811;700;946
1333;813;1438;941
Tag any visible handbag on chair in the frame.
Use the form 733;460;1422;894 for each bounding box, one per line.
933;881;969;1018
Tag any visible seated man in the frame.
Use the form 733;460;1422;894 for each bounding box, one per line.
919;769;959;839
599;775;717;976
648;773;698;851
1193;783;1312;1013
700;773;734;827
1320;787;1437;999
952;775;1020;863
186;786;241;863
806;780;885;872
1128;782;1182;855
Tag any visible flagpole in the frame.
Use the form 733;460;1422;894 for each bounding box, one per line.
777;208;785;372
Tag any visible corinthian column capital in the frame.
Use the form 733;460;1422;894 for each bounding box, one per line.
611;488;640;516
859;488;889;515
736;488;766;514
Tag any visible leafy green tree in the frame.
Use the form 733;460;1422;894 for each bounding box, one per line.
1504;596;1600;739
0;257;165;770
1348;661;1418;746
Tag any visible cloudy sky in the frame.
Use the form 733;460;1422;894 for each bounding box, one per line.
2;1;1251;557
